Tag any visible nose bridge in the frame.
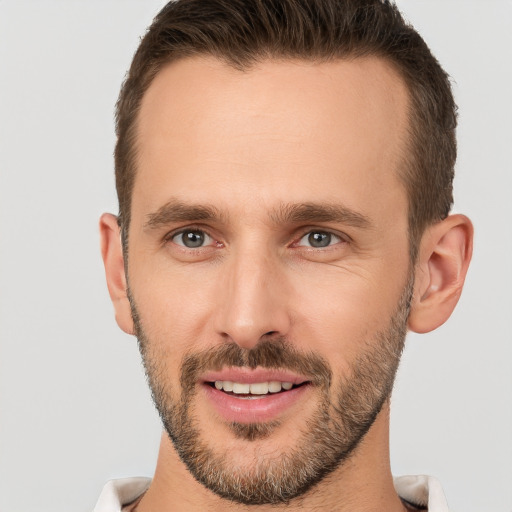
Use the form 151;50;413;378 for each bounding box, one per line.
215;241;290;349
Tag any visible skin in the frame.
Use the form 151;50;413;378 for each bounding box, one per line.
100;56;473;511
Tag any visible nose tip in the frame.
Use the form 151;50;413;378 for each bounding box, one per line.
219;311;290;351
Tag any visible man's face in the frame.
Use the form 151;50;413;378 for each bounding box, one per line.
126;56;412;504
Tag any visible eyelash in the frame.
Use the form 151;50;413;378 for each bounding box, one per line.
294;230;345;249
163;226;220;249
164;226;348;251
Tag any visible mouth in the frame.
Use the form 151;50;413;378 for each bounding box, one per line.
200;369;313;423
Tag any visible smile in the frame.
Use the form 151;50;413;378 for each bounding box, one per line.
212;380;297;396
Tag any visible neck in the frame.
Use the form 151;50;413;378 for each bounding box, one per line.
137;404;407;512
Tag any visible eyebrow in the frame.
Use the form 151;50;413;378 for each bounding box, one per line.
144;199;372;231
270;202;372;229
144;199;224;230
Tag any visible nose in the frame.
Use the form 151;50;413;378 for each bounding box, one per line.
213;247;292;350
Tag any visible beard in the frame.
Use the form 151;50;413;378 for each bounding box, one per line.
129;276;413;505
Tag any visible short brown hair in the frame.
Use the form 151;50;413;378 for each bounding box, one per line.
115;0;457;258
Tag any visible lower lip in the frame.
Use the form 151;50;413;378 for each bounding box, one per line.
202;383;311;423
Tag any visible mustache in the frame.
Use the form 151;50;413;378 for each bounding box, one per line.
180;338;332;390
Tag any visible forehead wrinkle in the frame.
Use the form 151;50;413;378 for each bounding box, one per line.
270;202;373;229
144;198;226;230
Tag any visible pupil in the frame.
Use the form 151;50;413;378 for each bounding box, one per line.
308;232;330;248
183;231;204;248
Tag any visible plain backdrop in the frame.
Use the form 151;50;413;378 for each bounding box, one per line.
0;1;511;511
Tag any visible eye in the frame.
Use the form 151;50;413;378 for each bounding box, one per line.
297;231;342;248
172;229;213;248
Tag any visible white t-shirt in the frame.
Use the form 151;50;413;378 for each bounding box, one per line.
92;475;449;511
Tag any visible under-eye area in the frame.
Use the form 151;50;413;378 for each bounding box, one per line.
207;380;310;397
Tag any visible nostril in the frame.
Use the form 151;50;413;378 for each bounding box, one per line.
264;331;278;336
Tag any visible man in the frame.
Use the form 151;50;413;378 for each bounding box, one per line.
96;0;473;510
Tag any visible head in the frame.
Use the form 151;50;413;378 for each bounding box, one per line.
101;0;472;506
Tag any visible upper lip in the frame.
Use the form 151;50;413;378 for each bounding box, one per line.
201;367;310;385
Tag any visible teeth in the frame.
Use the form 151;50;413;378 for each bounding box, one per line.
232;382;250;394
213;380;297;395
249;382;269;395
268;381;282;393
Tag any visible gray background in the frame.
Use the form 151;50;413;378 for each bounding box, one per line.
0;1;510;511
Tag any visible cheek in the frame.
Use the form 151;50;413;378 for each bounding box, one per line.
129;260;220;352
289;266;404;361
293;288;371;367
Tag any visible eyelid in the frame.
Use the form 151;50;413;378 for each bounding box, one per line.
162;225;218;247
293;228;350;247
161;225;349;250
175;231;213;247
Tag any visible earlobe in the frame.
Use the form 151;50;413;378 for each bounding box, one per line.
99;213;135;335
408;214;473;334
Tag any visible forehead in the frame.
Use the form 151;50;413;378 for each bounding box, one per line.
134;56;410;226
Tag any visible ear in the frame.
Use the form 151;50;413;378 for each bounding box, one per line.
99;213;134;335
408;214;473;334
